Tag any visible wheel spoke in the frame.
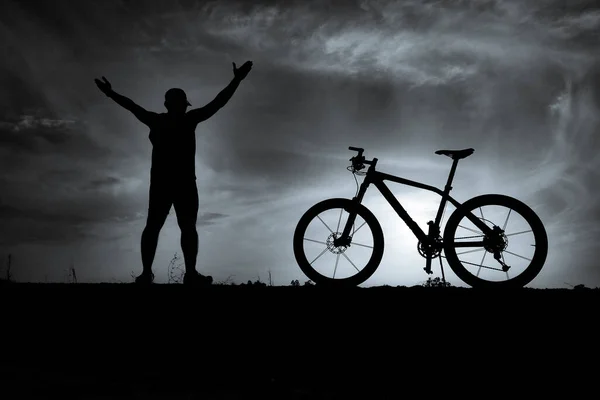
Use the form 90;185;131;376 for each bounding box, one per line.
503;250;531;262
457;248;485;256
354;220;367;234
502;208;512;231
458;225;483;235
505;229;532;237
336;208;343;233
309;247;329;265
341;252;360;272
304;238;327;245
351;241;373;249
476;251;487;277
317;215;334;234
479;207;484;220
332;253;341;279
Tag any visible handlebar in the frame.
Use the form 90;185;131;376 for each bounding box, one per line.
348;146;378;170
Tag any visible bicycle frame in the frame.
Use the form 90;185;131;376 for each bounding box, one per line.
339;157;494;248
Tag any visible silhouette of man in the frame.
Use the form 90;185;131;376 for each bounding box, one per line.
95;61;253;285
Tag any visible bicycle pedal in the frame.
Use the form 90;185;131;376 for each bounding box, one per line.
423;267;433;274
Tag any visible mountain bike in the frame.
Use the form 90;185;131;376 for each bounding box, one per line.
293;146;548;288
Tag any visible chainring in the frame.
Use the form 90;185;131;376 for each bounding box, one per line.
417;236;443;259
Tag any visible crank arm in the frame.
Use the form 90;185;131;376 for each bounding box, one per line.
424;257;433;274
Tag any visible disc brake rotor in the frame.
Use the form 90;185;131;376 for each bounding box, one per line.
326;232;348;254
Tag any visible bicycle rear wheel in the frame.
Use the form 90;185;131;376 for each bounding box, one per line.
443;194;548;288
293;198;384;287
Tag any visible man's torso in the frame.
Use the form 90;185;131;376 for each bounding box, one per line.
148;113;197;182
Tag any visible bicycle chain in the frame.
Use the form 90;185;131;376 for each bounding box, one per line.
451;234;509;272
455;258;505;272
455;235;484;240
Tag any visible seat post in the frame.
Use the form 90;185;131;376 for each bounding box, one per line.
444;159;459;193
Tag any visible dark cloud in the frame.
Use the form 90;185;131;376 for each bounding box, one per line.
0;185;143;245
0;200;97;246
0;203;27;219
86;176;122;189
197;211;228;226
0;115;109;157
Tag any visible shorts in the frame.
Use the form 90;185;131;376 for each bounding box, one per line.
146;178;199;229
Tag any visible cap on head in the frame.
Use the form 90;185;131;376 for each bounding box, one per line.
165;88;191;106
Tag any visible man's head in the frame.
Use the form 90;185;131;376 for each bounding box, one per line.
164;88;191;114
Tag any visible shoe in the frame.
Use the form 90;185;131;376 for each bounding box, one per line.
134;271;154;284
183;271;213;286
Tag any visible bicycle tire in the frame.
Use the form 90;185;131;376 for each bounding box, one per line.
293;198;385;287
443;194;548;288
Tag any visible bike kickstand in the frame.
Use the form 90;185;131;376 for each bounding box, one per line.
438;256;446;284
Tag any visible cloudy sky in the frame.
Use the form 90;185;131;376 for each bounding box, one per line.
0;0;598;287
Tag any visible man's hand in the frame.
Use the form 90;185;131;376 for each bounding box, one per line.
94;76;112;95
232;61;253;81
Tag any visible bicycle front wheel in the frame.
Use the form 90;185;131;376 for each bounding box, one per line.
293;198;384;287
443;194;548;288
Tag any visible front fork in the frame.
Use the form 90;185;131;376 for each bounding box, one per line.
333;197;361;247
334;175;371;247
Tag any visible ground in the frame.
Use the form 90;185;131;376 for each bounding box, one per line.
1;284;598;398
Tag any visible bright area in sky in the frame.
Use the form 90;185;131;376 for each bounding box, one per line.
0;0;599;287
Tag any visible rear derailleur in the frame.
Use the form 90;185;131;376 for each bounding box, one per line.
485;226;511;272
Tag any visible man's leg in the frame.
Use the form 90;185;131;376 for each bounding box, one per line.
140;180;172;276
174;180;211;286
173;180;199;274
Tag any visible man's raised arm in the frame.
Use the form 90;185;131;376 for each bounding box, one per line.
94;76;157;127
188;61;253;124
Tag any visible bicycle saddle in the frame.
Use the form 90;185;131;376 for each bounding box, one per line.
435;148;474;160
